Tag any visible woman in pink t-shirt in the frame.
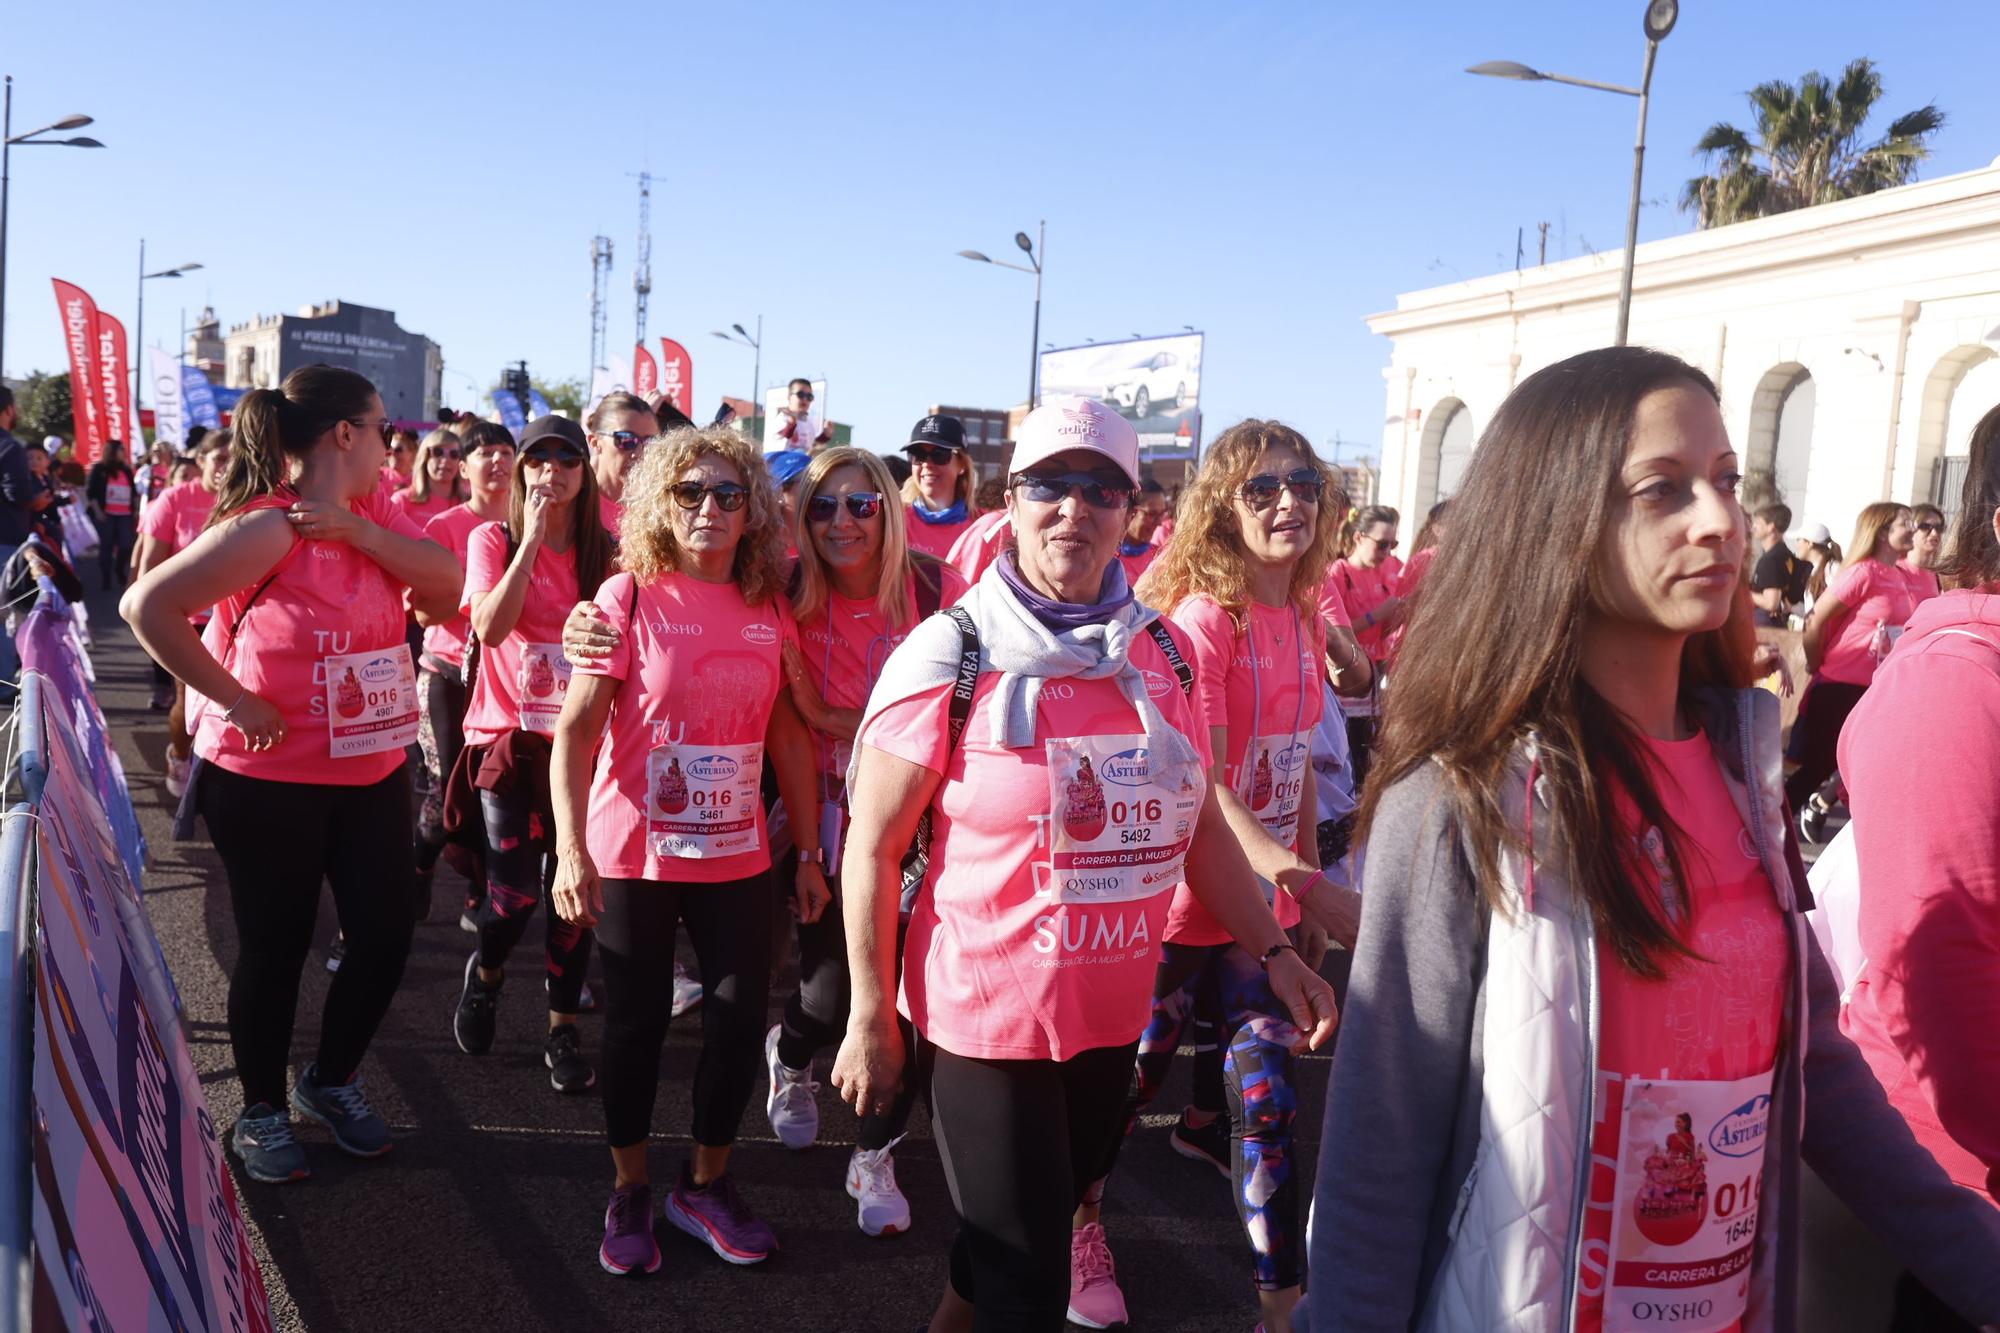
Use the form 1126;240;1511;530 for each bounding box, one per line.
758;447;967;1237
900;413;981;559
391;425;468;528
1082;419;1365;1333
1326;503;1402;790
830;399;1336;1332
1901;501;1944;599
1303;347;2000;1333
446;416;615;1097
134;429;232;799
549;425;827;1277
1788;502;1915;833
121;365;463;1186
412;420;515;923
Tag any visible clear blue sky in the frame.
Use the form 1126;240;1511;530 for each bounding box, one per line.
6;1;1996;458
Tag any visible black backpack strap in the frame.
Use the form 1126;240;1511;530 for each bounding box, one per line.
1144;620;1195;697
902;606;982;914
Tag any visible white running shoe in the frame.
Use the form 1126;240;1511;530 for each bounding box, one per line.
763;1024;820;1150
164;750;192;799
845;1142;911;1237
671;960;703;1018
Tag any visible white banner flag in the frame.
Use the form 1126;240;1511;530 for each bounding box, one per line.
148;347;185;451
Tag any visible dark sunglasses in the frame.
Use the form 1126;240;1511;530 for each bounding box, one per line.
907;443;959;466
1363;533;1400;550
792;390;815;402
523;449;584;469
1240;468;1324;510
806;491;884;523
596;429;650;453
432;448;462;461
348;418;396;447
1012;471;1133;509
671;480;749;512
1915;521;1944;533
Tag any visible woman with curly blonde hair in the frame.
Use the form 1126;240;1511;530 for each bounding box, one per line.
549;423;830;1276
1070;419;1364;1332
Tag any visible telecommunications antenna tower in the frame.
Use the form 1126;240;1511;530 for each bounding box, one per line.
589;235;614;373
629;170;653;348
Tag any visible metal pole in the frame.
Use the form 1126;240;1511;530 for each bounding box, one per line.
1615;39;1659;347
0;76;12;379
752;314;762;422
135;237;145;411
1029;219;1044;408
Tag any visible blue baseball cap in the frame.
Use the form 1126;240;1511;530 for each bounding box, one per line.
766;449;812;488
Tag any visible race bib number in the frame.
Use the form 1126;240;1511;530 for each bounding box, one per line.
1604;1067;1775;1333
647;741;763;859
105;481;132;514
324;644;419;757
516;642;573;736
1242;731;1311;850
1043;733;1200;905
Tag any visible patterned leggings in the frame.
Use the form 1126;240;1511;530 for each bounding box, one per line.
1091;939;1303;1290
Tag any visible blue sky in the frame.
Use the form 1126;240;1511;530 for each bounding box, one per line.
5;1;1996;458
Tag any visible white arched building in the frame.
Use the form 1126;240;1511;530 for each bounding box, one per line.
1369;156;2000;538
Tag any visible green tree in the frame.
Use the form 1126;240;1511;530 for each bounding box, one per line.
534;376;586;418
1681;59;1945;229
15;371;75;445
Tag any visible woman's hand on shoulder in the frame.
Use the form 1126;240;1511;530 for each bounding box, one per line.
562;599;620;661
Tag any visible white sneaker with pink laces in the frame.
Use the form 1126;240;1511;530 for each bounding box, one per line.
1066;1221;1128;1328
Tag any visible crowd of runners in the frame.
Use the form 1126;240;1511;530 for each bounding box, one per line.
72;345;2000;1332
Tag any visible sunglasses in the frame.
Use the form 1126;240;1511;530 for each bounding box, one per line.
907;443;959;466
348;418;396;447
1363;534;1400;550
597;429;651;453
1915;521;1944;533
432;448;462;461
792;390;815;402
806;491;884;523
523;449;584;469
1012;471;1134;509
1240;468;1324;510
671;480;749;512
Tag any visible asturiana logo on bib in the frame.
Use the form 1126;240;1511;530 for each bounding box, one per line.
687;754;740;782
359;656;401;684
1273;744;1306;773
1708;1093;1771;1158
1099;748;1151;787
741;623;778;645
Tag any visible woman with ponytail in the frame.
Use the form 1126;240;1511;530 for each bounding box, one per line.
122;364;462;1186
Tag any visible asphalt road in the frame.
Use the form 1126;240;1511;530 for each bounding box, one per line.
87;584;1352;1333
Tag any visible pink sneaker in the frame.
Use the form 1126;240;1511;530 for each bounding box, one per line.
1066;1222;1128;1328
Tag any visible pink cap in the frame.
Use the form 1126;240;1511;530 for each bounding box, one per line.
1009;397;1141;488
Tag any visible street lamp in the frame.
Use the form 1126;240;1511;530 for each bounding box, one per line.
0;76;104;376
1468;0;1678;345
136;238;201;414
958;220;1044;407
710;316;762;419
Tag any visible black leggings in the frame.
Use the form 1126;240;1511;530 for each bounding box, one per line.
928;1041;1139;1331
776;890;917;1151
198;761;416;1109
597;873;773;1149
415;666;470;876
1783;677;1867;813
474;780;591;1014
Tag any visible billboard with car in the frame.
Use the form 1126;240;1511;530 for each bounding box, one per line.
1038;333;1203;459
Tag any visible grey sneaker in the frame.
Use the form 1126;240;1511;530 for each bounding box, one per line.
290;1063;393;1157
230;1103;310;1183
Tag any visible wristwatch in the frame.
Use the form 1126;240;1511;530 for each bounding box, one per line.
798;847;828;868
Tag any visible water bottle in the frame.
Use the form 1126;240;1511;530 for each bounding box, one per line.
1869;619;1892;664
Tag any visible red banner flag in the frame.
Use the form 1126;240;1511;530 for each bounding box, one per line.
51;279;107;466
658;338;693;417
632;343;659;398
93;310;135;459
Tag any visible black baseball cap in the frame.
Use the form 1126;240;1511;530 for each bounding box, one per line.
906;414;966;452
519;415;589;458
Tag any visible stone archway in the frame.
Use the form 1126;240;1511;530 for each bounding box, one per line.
1415;397;1472;509
1744;362;1813;510
1912;344;2000;513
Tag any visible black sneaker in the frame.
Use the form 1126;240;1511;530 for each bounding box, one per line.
453;953;500;1055
1168;1108;1231;1178
324;930;345;974
459;895;483;934
1797;798;1828;846
545;1023;595;1093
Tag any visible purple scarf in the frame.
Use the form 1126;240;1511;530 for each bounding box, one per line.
997;549;1134;633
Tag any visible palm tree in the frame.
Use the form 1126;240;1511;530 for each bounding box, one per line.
1681;59;1945;229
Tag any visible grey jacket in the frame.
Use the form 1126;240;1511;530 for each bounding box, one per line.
1302;687;2000;1332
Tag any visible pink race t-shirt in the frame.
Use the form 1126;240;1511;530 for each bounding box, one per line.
1118;543;1160;589
420;504;495;671
1577;732;1789;1333
795;566;969;796
1819;559;1926;686
1164;596;1323;944
393;487;458;529
599;494;624;540
574;571;796;884
139;481;221;624
1897;556;1941;605
1327;558;1396;659
1314;568;1355;630
192;488;426;786
858;621;1214;1061
458;522;581;747
947;509;1011;583
904;504;977;560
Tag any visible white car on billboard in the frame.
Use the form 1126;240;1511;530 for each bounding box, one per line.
1100;350;1188;419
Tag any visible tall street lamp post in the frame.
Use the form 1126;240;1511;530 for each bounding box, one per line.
958;220;1044;407
0;76;102;376
136;239;201;412
710;317;762;421
1468;0;1678;346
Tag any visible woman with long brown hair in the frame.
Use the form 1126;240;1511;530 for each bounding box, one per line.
1302;347;2000;1331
